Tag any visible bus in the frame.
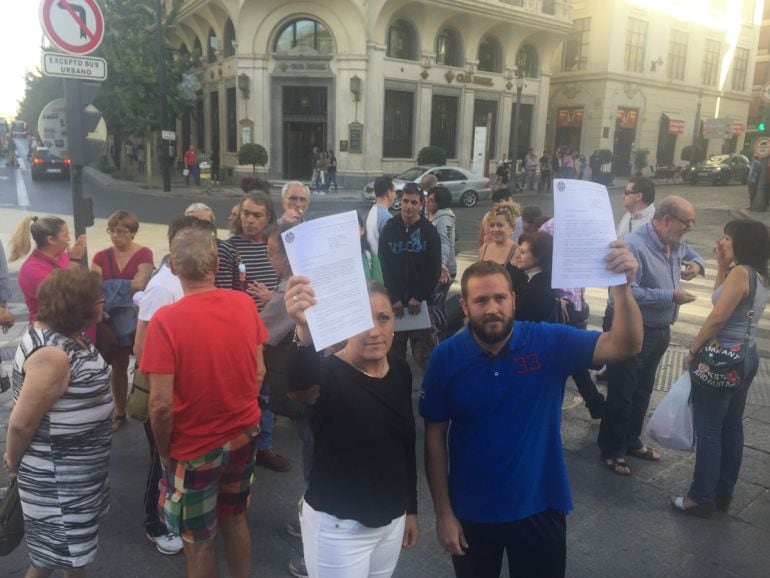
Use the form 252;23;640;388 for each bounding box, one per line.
11;120;27;138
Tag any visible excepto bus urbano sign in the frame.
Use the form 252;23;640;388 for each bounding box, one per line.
43;52;108;81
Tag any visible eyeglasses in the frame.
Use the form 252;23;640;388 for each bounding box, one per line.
623;187;637;195
670;214;696;228
287;195;308;203
106;227;131;235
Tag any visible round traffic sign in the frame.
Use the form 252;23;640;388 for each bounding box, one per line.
39;0;104;56
763;82;770;104
754;137;770;159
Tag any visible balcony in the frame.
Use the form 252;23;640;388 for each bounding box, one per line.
498;0;572;21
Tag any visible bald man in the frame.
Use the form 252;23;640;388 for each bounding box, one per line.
599;196;705;476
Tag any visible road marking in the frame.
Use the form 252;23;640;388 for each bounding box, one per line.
15;168;30;207
17;157;27;170
0;175;9;180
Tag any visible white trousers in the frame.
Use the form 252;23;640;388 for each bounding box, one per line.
300;499;406;578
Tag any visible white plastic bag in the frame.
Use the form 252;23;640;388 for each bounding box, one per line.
645;372;695;452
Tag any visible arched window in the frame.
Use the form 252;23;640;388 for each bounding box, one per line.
386;19;418;61
223;19;236;57
436;28;463;67
517;44;539;78
478;36;502;73
192;37;202;66
274;18;335;53
207;29;217;63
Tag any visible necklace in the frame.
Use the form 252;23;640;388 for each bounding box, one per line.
340;348;387;378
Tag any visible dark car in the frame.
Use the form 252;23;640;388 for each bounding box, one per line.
689;154;750;186
31;147;70;181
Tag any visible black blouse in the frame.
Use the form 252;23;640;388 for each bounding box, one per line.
510;267;559;323
288;344;418;527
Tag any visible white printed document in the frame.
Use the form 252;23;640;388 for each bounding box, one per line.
551;179;627;289
281;211;373;351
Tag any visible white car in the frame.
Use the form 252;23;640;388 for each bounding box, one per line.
362;165;492;209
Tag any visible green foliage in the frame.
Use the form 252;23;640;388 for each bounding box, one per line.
16;69;64;132
94;0;192;138
595;149;613;164
238;144;268;173
633;148;649;174
417;145;447;166
681;145;706;164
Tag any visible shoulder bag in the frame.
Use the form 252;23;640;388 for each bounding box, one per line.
0;477;24;556
690;266;757;392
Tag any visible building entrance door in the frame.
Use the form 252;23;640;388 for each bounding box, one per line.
282;86;328;180
613;108;638;177
284;122;326;180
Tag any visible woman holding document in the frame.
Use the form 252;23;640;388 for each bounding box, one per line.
284;277;419;578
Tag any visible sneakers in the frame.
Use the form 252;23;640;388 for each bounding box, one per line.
145;531;183;555
254;449;292;472
289;557;308;578
286;520;302;538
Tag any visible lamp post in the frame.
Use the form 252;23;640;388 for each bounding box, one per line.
155;0;171;192
691;91;703;161
509;71;525;194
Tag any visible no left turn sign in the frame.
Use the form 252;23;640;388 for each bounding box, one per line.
40;0;104;56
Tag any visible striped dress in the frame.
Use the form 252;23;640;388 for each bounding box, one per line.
12;326;114;569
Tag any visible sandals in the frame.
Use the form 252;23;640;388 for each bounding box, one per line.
604;458;632;476
112;414;127;432
671;496;714;519
627;447;661;461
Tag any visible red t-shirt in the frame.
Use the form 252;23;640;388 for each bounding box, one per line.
184;149;197;167
140;289;268;461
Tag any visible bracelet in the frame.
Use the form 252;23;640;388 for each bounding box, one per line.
292;327;310;348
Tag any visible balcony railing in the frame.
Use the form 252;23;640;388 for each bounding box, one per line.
497;0;572;20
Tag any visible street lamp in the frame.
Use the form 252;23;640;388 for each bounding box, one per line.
691;90;703;159
155;0;171;192
509;71;526;194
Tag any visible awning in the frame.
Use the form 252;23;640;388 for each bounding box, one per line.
666;117;685;135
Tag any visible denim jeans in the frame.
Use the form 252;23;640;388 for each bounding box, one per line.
598;326;670;459
688;346;758;505
257;393;274;451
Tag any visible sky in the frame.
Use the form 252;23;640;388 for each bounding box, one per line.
0;2;45;120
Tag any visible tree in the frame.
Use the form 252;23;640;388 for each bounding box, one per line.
238;144;268;173
16;69;64;132
417;145;447;165
633;148;649;175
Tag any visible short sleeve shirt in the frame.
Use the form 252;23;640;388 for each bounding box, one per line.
137;265;183;322
419;323;600;523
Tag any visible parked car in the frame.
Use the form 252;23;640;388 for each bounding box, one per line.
689;154;750;186
362;165;491;209
30;147;70;181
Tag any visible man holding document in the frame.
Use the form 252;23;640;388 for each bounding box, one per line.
379;183;442;369
421;247;643;576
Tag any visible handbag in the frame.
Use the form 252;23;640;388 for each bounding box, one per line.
182;168;190;176
645;372;695;451
690;266;757;392
127;366;150;423
0;477;25;556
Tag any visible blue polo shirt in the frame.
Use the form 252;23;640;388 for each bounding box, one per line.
420;322;600;523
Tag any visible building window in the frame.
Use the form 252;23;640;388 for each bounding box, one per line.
223;20;236;58
563;17;590;71
478;36;502;73
193;37;202;66
436;28;463;67
624;18;647;73
387;19;418;61
732;47;749;91
702;39;720;86
383;90;414;158
431;95;459;158
274;18;335;53
226;87;237;152
516;45;538;78
207;29;217;64
667;30;687;81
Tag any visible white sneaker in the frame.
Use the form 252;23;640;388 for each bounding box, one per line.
146;531;184;555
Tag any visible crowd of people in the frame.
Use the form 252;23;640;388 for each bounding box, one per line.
1;170;769;578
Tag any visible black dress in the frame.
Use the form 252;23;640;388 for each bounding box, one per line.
510;268;559;323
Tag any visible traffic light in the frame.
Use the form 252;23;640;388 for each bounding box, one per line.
759;121;766;132
759;103;769;133
64;80;103;164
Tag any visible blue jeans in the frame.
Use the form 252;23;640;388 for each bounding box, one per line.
257;393;274;451
688;346;758;505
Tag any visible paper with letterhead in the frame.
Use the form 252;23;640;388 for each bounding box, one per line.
281;210;373;351
551;179;627;289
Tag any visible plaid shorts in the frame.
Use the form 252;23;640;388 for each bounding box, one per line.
158;431;258;543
